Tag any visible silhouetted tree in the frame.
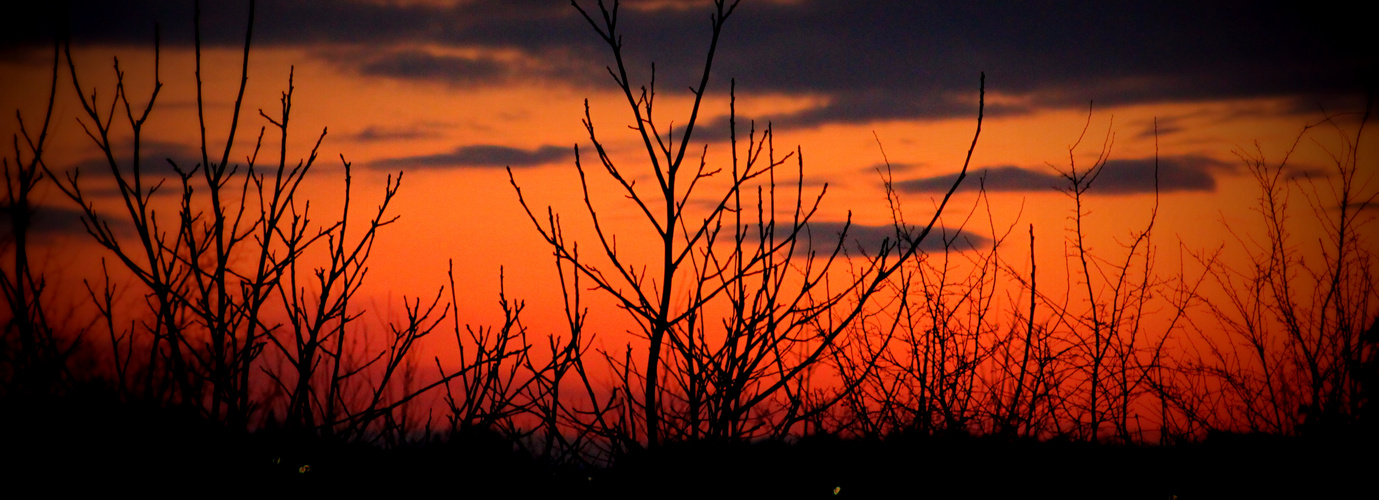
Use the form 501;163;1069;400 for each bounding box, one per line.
43;0;539;445
1172;100;1378;438
510;0;984;453
1;41;73;398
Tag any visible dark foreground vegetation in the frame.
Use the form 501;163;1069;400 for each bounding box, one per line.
3;0;1376;497
4;393;1370;498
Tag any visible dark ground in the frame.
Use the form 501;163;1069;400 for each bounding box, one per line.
3;394;1373;498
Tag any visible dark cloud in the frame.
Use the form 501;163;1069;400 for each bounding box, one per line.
47;141;286;200
899;166;1065;194
345;124;445;143
58;142;202;184
798;221;991;256
1131;116;1189;140
0;203;125;240
896;155;1234;195
861;162;925;175
1347;199;1379;213
371;144;568;170
721;2;1371;118
6;1;584;55
1138;124;1184;140
668;113;769;147
1282;163;1334;181
11;1;1372;128
767;90;1020;127
347;49;509;86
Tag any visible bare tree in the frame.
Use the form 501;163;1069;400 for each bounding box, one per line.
829;168;1023;439
1174;100;1378;437
509;0;984;452
1010;110;1193;443
43;0;535;445
1;41;75;398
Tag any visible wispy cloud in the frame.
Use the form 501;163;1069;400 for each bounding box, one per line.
344;123;446;142
57;141;202;183
1131;115;1188;140
896;155;1234;195
370;144;568;170
0;203;129;240
668;113;760;145
744;220;990;257
861;162;926;175
1343;199;1379;213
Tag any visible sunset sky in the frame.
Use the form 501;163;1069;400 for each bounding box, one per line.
2;0;1374;351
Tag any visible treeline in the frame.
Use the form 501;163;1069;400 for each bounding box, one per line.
2;0;1376;471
